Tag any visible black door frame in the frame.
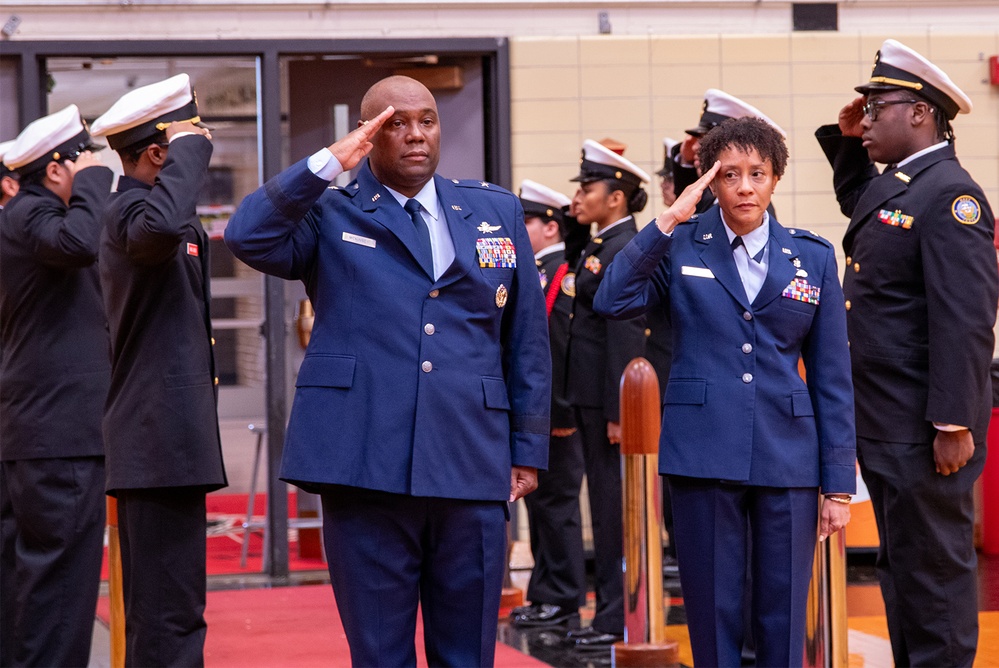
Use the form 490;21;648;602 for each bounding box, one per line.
3;38;511;580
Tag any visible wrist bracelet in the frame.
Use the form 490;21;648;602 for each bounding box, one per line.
824;495;851;504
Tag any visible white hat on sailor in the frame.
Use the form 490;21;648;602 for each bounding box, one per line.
0;140;17;177
656;136;679;177
91;73;207;151
855;39;972;120
4;104;102;176
519;179;572;225
686;89;786;138
570;139;650;189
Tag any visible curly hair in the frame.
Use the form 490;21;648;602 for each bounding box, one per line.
698;117;788;179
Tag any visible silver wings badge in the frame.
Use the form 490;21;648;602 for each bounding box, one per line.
477;222;502;234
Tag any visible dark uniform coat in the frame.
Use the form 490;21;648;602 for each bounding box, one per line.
0;167;112;667
1;170;113;460
225;159;551;500
566;217;647;423
816;126;997;667
100;135;227;493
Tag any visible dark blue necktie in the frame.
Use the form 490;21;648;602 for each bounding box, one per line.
404;198;433;274
731;235;764;263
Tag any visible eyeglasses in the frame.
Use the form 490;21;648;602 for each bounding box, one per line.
862;99;919;122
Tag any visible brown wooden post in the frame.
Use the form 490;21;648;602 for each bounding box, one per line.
612;357;679;667
106;497;125;668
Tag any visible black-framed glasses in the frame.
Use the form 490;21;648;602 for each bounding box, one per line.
862;99;919;122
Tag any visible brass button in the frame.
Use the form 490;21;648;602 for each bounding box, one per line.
846;256;852;265
429;289;440;298
645;328;651;337
424;323;435;335
422;361;433;373
214;377;219;386
845;300;852;311
569;313;574;320
854;262;860;273
211;337;216;345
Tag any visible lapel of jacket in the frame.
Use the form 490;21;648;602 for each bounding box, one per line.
432;176;477;290
845;145;955;249
574;217;636;273
751;220;799;309
693;209;750;310
353;162;434;279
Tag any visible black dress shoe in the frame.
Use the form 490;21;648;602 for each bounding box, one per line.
567;626;623;650
511;603;577;627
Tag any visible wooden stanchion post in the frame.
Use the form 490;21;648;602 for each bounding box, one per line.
106;497;125;668
612;357;679;667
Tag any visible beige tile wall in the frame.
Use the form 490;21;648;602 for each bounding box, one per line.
510;32;999;262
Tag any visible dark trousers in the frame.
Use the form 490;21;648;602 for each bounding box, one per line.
858;436;985;667
117;487;208;668
524;431;586;610
0;456;105;668
668;477;818;668
575;406;624;634
320;486;507;668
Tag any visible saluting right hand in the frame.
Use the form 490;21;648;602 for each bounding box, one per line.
166;120;212;141
838;96;866;138
654;160;720;235
64;151;103;174
327;106;395;172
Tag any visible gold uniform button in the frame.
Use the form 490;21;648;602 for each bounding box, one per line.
846;256;852;265
845;300;852;311
214;377;219;386
429;289;440;298
211;337;216;345
569;313;574;320
854;262;860;273
645;328;651;337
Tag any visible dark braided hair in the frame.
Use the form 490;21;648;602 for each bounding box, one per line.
698;117;788;179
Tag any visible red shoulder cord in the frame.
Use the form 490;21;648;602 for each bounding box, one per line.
545;262;569;318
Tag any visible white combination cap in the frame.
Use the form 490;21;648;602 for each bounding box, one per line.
687;89;786;139
519;179;571;224
570;139;650;189
4;104;101;175
91;73;206;150
855;39;972;119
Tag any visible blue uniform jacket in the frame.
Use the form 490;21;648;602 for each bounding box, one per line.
225;159;551;501
593;209;856;493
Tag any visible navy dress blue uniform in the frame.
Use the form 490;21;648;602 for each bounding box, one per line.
815;40;996;667
224;156;550;666
92;74;227;667
594;209;856;667
566;215;647;636
0;106;112;667
521;244;586;619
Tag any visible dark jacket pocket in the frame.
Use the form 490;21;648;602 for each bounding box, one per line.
482;376;511;410
296;355;356;388
665;379;707;405
792;391;815;417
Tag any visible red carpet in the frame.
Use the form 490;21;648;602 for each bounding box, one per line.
101;493;327;579
97;585;546;667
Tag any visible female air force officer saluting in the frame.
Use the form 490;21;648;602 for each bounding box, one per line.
594;117;856;667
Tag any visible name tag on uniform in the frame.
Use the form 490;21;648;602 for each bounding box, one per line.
681;265;714;278
342;232;376;248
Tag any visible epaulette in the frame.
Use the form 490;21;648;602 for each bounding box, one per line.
451;179;514;196
327;183;358;198
785;227;833;248
676;215;699;226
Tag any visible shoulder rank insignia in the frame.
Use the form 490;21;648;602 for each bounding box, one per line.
562;272;576;298
585;255;602;275
952;195;981;225
477;221;502;234
878;209;914;229
476;237;516;268
782;277;821;305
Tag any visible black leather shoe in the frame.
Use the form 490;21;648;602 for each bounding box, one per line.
511;603;577;627
567;626;622;650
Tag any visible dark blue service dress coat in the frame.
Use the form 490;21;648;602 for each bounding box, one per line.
225;159;551;500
